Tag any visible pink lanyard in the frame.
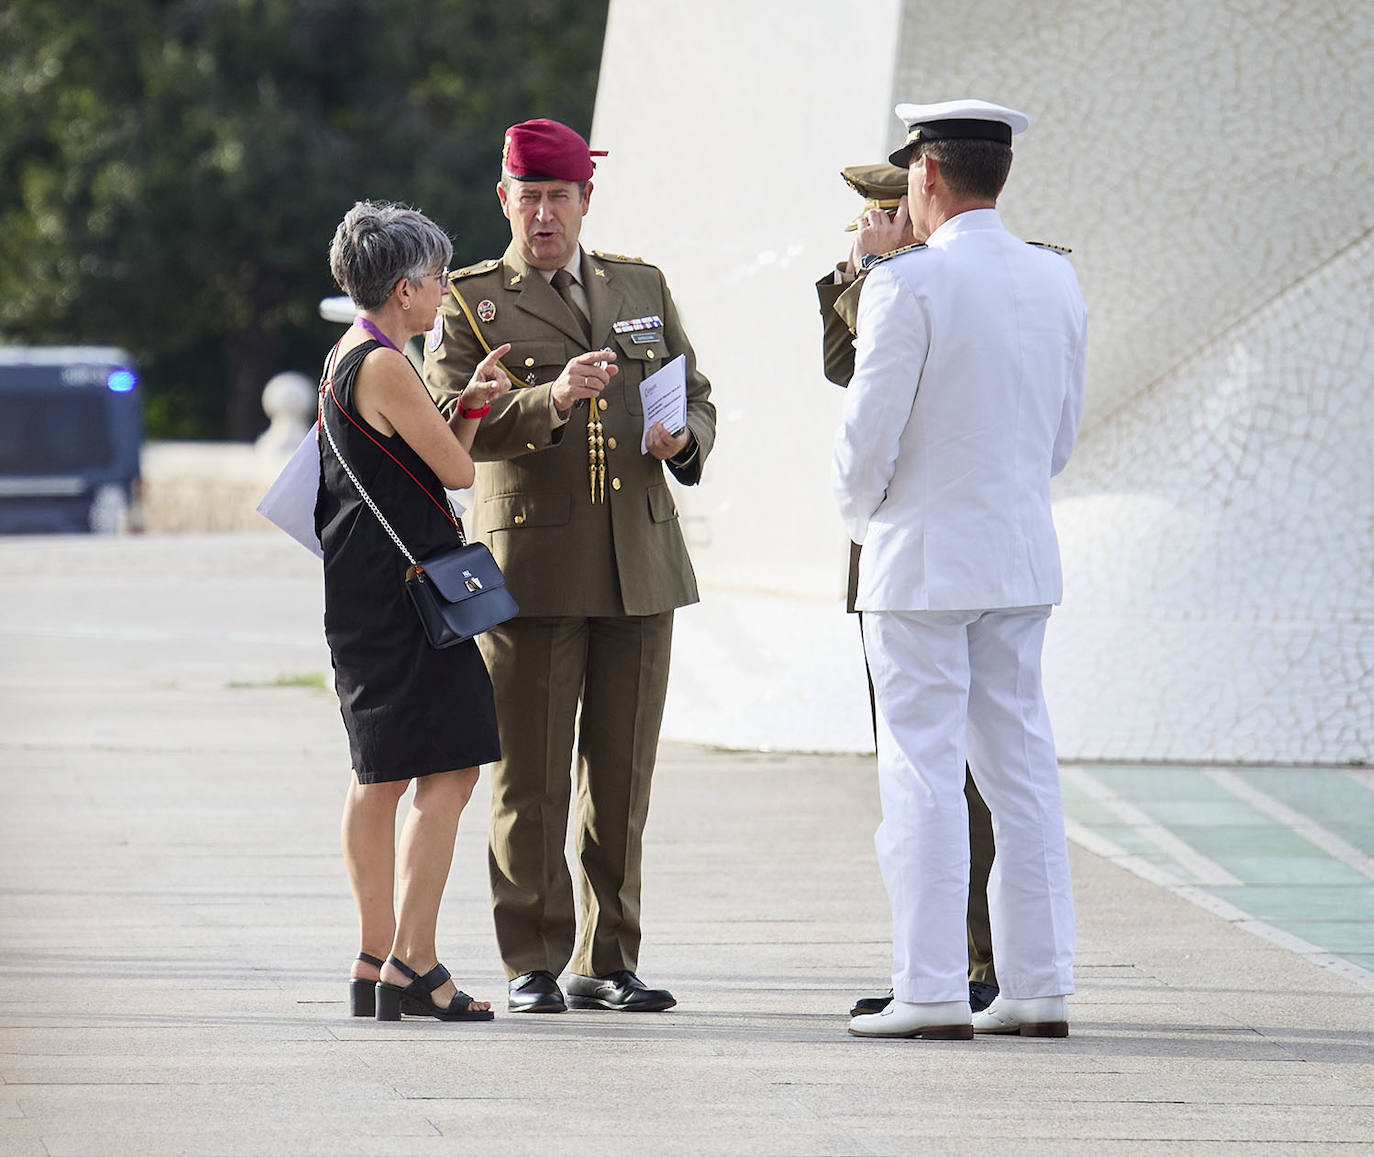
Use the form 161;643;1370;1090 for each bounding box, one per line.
353;316;402;353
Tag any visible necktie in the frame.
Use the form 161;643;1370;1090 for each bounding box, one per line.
551;268;592;346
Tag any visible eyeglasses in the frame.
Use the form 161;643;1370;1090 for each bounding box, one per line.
432;268;450;285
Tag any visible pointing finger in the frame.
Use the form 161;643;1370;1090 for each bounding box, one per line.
477;343;511;375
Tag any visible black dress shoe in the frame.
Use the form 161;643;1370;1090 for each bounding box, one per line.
508;970;566;1013
968;981;999;1013
849;988;893;1017
849;982;999;1017
565;970;676;1012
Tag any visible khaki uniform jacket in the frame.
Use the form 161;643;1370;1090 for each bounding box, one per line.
816;271;865;388
817;270;867;611
424;243;715;618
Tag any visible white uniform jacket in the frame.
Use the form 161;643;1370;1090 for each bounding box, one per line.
832;209;1087;612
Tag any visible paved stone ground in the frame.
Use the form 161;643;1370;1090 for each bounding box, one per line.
1;535;1372;1156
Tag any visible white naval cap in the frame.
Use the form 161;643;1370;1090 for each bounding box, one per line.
888;99;1029;167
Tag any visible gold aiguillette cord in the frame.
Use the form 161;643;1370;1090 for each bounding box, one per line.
587;406;606;503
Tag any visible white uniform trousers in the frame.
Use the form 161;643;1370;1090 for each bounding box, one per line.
862;607;1076;1004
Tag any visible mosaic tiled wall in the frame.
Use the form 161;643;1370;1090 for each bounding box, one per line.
1044;234;1374;763
890;0;1374;432
888;0;1374;763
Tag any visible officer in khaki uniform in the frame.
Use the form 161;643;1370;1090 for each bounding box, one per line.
817;162;999;1018
425;119;714;1015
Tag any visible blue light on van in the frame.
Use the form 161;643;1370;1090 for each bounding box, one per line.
107;369;137;393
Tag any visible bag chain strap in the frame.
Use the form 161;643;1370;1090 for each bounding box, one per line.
320;408;420;568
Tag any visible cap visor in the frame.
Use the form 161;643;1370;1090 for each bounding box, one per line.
888;143;916;168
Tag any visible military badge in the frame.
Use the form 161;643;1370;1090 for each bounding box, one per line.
426;314;444;352
476;299;497;323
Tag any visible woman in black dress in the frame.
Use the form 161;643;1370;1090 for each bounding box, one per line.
318;201;512;1021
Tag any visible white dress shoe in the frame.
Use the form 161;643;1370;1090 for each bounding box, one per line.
971;994;1069;1037
848;999;972;1039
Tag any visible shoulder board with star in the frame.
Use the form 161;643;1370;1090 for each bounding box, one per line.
590;249;654;266
450;258;501;280
866;243;927;268
1027;241;1072;256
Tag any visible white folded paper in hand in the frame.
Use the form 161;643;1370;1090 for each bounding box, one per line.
257;425;324;559
638;354;687;454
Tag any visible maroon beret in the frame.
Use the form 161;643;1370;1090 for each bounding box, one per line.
502;118;607;182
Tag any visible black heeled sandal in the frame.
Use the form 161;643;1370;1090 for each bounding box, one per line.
375;956;494;1022
349;952;386;1017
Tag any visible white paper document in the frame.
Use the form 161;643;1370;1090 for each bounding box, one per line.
638;354;687;454
257;425;324;559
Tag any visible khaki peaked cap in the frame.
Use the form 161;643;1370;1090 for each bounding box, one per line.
840;163;909;230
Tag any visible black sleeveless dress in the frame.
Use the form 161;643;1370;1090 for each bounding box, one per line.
315;340;501;784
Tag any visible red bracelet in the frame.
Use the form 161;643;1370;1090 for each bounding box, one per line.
459;402;492;419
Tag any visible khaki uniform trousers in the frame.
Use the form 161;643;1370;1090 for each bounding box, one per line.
964;773;997;987
479;611;673;980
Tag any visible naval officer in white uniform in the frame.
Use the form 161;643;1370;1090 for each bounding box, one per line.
833;99;1087;1040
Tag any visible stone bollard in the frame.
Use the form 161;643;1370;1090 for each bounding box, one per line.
255;371;317;460
143;370;321;532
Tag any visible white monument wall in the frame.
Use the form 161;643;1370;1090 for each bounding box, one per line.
591;0;1373;763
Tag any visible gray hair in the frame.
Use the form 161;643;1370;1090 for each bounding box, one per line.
328;201;453;310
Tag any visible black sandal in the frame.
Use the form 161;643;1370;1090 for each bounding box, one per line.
375;956;494;1022
350;952;386;1017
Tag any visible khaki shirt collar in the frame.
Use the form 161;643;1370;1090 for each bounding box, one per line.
500;242;585;286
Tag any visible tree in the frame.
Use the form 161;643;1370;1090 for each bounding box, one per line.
0;0;608;438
